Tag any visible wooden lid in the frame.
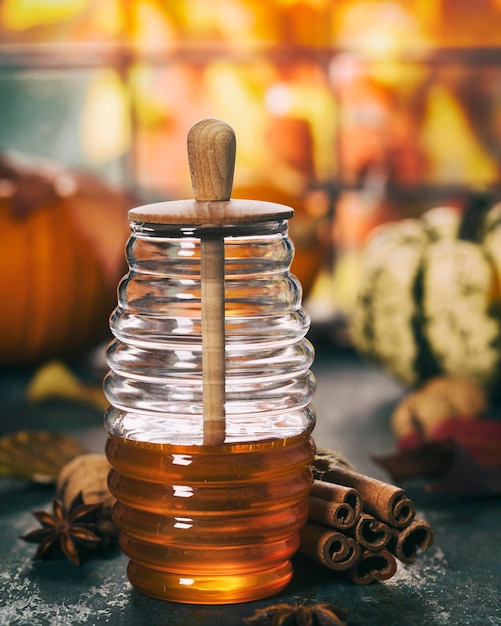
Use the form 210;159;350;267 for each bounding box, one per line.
129;198;293;226
128;118;294;227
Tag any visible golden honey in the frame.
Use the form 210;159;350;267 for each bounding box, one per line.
106;431;315;604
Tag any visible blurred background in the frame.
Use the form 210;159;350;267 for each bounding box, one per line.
2;0;501;366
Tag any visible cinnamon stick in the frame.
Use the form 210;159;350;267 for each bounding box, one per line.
350;513;392;551
308;480;362;530
305;449;435;586
299;522;361;571
346;549;397;585
315;464;416;528
388;516;435;564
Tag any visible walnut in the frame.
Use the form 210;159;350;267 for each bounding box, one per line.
391;375;487;439
56;453;115;515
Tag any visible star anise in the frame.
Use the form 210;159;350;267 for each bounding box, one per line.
244;602;349;626
20;491;115;566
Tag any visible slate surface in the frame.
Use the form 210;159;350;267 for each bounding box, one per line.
1;348;500;626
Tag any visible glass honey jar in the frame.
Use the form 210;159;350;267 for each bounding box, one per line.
104;119;316;604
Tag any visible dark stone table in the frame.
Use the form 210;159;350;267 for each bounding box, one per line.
1;346;500;625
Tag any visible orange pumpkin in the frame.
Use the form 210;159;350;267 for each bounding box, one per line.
0;152;130;366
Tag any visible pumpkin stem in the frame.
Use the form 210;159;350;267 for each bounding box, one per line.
457;189;496;242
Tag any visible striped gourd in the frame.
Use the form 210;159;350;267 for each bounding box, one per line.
351;195;501;391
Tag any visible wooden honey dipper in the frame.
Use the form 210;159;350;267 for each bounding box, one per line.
188;118;235;445
129;118;293;445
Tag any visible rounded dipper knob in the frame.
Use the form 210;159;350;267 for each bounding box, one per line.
188;118;236;202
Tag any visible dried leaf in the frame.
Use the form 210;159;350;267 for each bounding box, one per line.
374;418;501;495
27;360;107;410
393;417;501;472
0;431;86;483
430;418;501;468
428;445;501;494
373;440;456;482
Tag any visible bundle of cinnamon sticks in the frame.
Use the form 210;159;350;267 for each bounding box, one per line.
299;452;434;585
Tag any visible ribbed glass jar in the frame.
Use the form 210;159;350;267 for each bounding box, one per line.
104;213;316;604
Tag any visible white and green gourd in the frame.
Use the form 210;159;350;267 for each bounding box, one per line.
351;193;501;392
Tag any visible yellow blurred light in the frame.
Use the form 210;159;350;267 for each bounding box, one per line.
80;69;131;163
215;0;255;39
0;0;87;30
205;62;268;172
421;84;497;185
92;0;124;38
129;65;169;128
335;3;426;57
130;1;175;52
179;0;229;36
332;2;431;87
276;0;326;7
